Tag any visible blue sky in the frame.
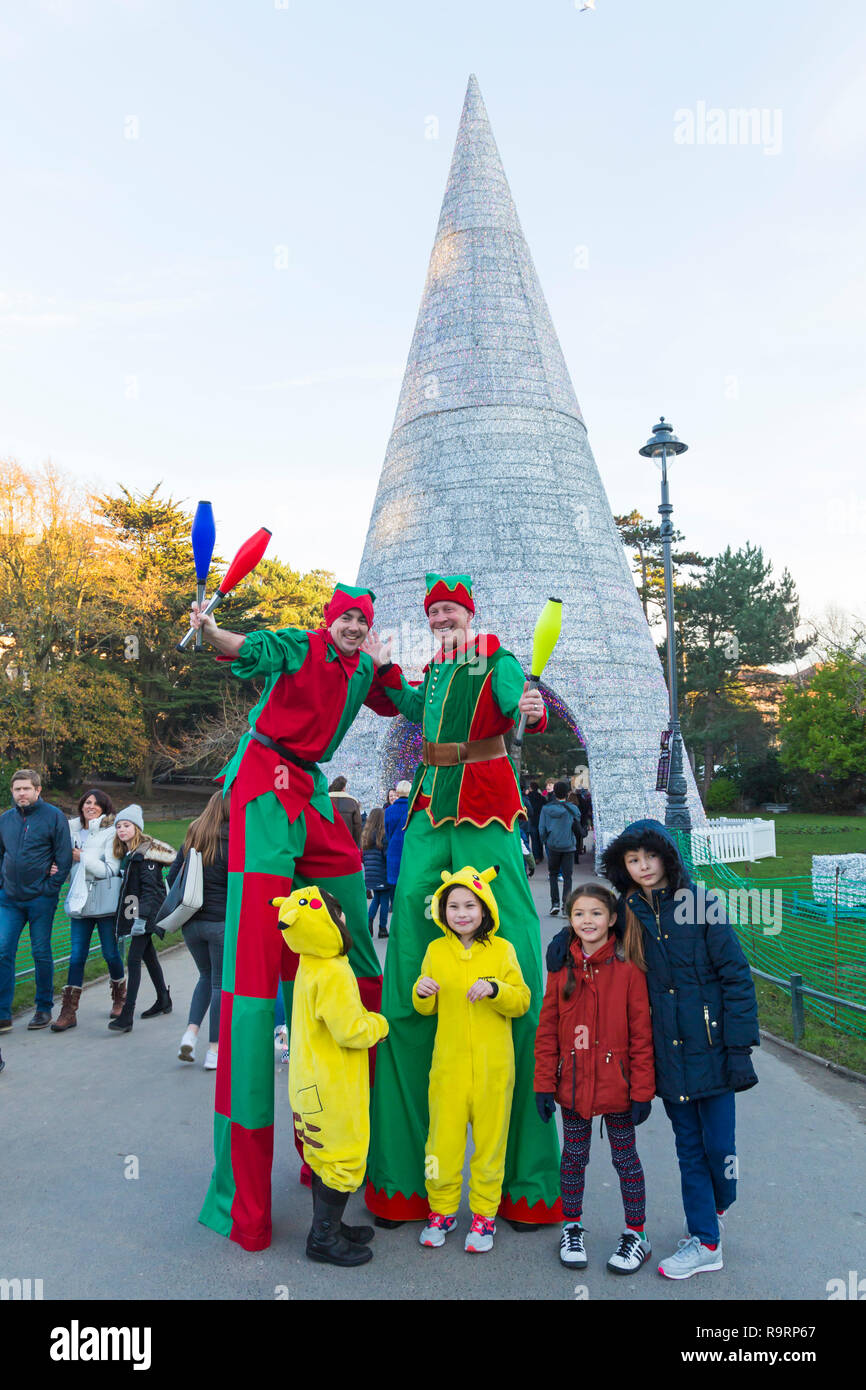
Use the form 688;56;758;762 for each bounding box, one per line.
1;0;864;635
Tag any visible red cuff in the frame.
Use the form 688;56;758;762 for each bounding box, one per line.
375;662;404;691
527;705;548;734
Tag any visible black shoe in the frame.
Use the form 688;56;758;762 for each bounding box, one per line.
378;929;389;939
0;1019;11;1034
373;1216;405;1230
549;906;560;917
505;1218;542;1232
27;1010;53;1029
309;1177;374;1245
108;1014;134;1033
140;987;171;1019
0;1050;4;1073
306;1180;373;1266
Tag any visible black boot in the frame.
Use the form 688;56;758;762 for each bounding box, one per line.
311;1174;373;1245
374;1216;405;1229
306;1179;373;1266
108;1001;135;1033
140;986;171;1019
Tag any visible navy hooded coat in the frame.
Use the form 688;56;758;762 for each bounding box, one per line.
547;819;759;1103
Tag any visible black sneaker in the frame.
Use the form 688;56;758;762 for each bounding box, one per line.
549;906;560;917
27;1010;53;1029
0;1019;11;1034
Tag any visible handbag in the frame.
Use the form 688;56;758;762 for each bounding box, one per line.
155;847;204;932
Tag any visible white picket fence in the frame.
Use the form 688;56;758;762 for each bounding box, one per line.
690;818;776;864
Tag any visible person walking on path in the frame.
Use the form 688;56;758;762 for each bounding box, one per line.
525;781;545;863
538;781;583;916
188;582;384;1253
107;806;175;1033
329;777;363;848
361;808;390;939
170;792;230;1071
52;789;126;1032
534;883;655;1275
547;819;759;1280
362;571;562;1229
0;768;73;1032
384;779;411;900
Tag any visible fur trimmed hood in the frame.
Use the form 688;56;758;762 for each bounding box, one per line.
601;818;690;896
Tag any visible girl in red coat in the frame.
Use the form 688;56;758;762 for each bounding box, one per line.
534;883;655;1274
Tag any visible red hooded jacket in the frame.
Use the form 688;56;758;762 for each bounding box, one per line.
534;934;655;1118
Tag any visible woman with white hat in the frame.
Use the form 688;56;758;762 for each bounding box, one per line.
107;805;175;1033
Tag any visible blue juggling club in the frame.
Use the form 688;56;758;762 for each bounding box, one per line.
191;501;216;651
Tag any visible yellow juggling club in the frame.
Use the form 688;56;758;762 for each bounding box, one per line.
513;598;563;768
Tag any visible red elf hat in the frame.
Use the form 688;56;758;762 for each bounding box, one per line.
424;572;475;615
323;583;376;628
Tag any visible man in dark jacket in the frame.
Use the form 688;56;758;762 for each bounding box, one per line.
547;818;759;1280
0;769;73;1030
538;781;583;916
524;780;545;862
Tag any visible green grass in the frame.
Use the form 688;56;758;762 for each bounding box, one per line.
756;978;866;1075
733;813;866;881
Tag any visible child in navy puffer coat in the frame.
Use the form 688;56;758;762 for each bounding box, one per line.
547;818;759;1283
361;808;390;939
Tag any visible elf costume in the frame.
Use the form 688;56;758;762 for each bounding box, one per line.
415;866;529;1221
199;584;390;1252
365;574;563;1225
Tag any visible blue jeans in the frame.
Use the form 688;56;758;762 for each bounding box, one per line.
663;1090;738;1246
182;918;224;1044
0;888;59;1016
368;887;391;932
67;917;124;988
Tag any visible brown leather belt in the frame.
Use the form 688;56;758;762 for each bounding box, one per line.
421;734;508;767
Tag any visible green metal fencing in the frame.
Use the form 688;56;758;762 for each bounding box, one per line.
673;832;866;1040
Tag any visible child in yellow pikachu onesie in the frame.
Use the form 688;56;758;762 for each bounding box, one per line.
414;865;530;1254
272;886;389;1267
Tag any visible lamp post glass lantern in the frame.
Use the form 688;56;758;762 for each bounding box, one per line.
638;417;692;831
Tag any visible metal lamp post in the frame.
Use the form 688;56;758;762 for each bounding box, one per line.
639;416;692;831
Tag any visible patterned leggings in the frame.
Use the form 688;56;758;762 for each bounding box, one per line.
561;1107;646;1227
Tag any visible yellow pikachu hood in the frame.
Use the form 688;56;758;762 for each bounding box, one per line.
430;865;500;935
271;888;344;958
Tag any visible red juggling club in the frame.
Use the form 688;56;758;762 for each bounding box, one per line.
177;526;272;650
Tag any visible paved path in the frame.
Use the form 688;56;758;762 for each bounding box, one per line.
3;860;865;1301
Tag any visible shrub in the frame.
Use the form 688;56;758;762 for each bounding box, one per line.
706;776;739;813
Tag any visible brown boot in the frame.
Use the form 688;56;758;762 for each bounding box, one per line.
51;985;82;1032
109;978;127;1019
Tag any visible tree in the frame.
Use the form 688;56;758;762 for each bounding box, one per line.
675;544;809;797
614;509;707;624
779;652;866;809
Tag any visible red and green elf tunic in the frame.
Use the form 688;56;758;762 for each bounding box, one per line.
365;602;563;1224
199;585;388;1252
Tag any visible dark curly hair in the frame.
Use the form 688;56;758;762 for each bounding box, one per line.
601;824;685;895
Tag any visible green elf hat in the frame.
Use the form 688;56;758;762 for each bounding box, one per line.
424;572;475;615
323;582;376;628
431;865;500;931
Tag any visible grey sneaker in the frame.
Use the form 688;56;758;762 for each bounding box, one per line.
560;1222;587;1268
683;1211;726;1241
658;1235;723;1280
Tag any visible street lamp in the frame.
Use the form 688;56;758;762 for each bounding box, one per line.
639;416;692;831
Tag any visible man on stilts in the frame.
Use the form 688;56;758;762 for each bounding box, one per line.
191;584;387;1252
363;573;563;1228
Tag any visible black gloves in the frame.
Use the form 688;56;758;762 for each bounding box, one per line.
726;1045;759;1093
535;1092;556;1123
631;1100;652;1126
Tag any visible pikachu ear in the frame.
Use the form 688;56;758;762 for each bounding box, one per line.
440;871;452;884
481;866;499;884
